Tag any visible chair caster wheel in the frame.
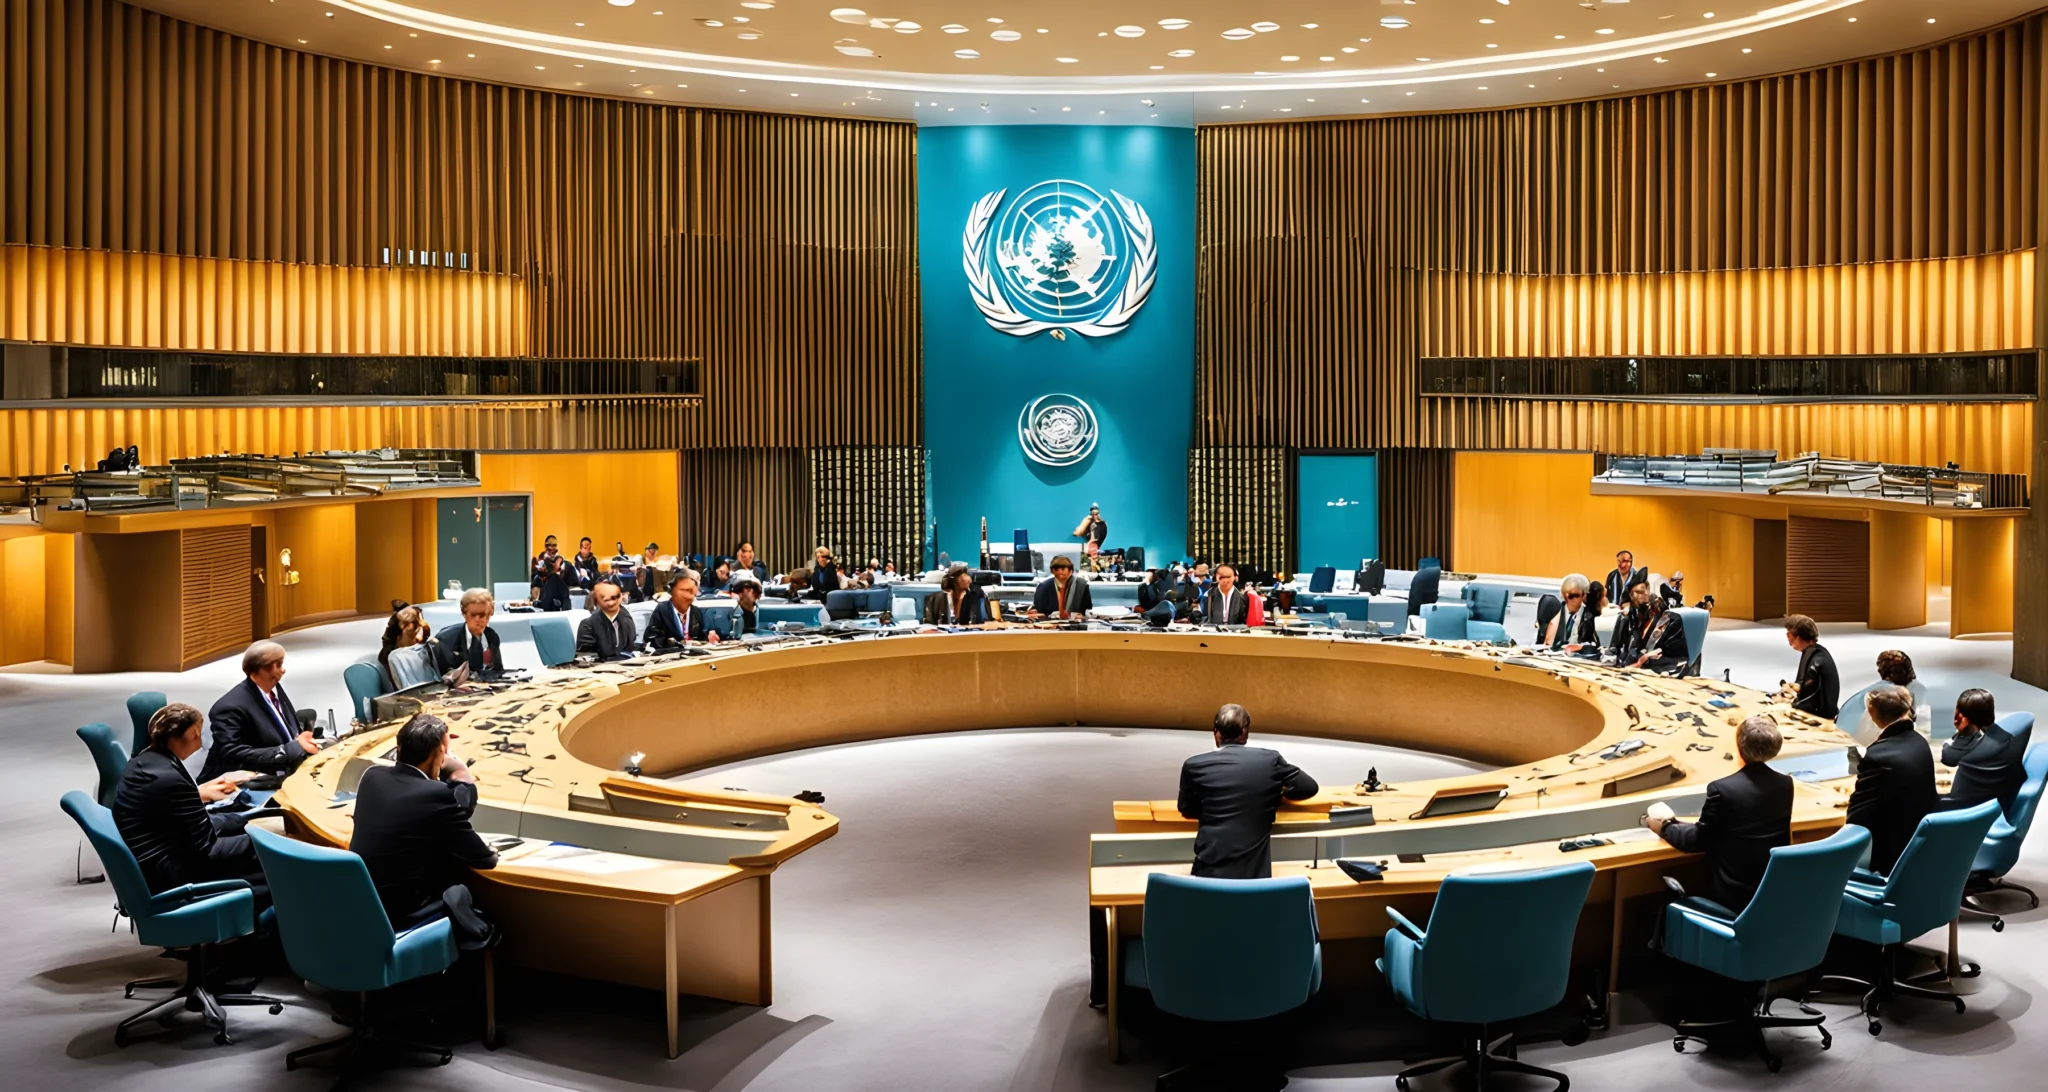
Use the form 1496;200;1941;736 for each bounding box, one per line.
1961;962;1984;979
1766;1056;1783;1073
1993;918;2006;932
1868;1021;1882;1036
114;1029;131;1048
268;1004;283;1015
214;1032;232;1046
1397;1077;1412;1091
1954;998;1968;1014
1819;1030;1833;1051
1672;1038;1686;1053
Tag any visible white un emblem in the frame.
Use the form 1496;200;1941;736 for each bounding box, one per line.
1018;394;1099;467
963;179;1156;340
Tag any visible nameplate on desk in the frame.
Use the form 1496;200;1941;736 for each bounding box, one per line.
1599;759;1687;798
1325;805;1376;828
1407;784;1509;821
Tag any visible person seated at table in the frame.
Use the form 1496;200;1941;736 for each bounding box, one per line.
1178;704;1320;879
644;572;715;648
349;714;499;947
731;576;764;636
1137;567;1185;623
1846;684;1937;874
434;588;506;681
1541;573;1599;653
1178;560;1211;605
1029;555;1093;620
1659;571;1687;608
1194;563;1257;626
1848;650;1931;746
808;546;845;603
530;535;572;611
200;640;319;783
1604;549;1648;607
1618;590;1687;673
703;558;735;594
1643;715;1792;913
734;541;769;584
568;536;602;593
632;542;664;602
116;703;268;902
1784;614;1840;719
575;580;639;661
378;602;432;682
923;562;994;625
1941;688;2029;818
1608;582;1651;659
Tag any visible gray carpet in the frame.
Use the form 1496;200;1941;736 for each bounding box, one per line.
5;612;2046;1089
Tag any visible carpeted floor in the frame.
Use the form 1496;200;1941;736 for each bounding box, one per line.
5;607;2046;1089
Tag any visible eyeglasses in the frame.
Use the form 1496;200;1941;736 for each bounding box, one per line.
1564;592;1584;601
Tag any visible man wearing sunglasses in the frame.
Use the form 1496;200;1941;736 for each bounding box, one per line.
1543;573;1599;654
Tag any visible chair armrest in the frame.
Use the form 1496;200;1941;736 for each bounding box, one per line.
1662;876;1688;899
1844;880;1888;903
148;878;251;911
1384;906;1425;943
1671;906;1738;940
1849;867;1888;887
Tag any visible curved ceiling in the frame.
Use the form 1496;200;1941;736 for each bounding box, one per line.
139;1;2035;123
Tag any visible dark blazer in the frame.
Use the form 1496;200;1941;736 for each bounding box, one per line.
567;552;602;592
116;747;262;894
1543;604;1598;651
576;608;639;660
433;622;505;681
199;677;309;782
809;562;843;602
1032;575;1094;618
922;586;992;625
349;764;499;924
634;564;663;603
1658;762;1794;912
1195;586;1253;626
1942;722;2031;818
643;601;707;648
1847;719;1939;874
1604;566;1649;608
1622;610;1688;671
1177;743;1320;879
531;552;572;611
1792;643;1841;719
1658;582;1687;608
733;605;760;636
1138;578;1181;615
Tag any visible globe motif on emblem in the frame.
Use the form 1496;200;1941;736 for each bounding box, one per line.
962;179;1157;338
1017;394;1099;467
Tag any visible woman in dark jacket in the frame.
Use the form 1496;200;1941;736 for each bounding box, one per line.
922;563;995;625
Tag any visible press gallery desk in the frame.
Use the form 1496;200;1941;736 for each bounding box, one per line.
274;627;1865;1056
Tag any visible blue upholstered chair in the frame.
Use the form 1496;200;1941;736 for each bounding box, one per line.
1124;873;1322;1084
1417;557;1442;571
386;645;441;690
1459;583;1509;624
824;588;865;620
1405;565;1441;618
1962;738;2048;926
248;826;463;1069
1671;607;1709;676
78;723;130;809
125;691;168;758
1825;800;2002;1035
699;604;737;640
529;615;576;667
1379;862;1595;1091
491;580;531;605
61;791;283;1046
1307;566;1337;594
758;602;828;629
1422;602;1472;641
343;661;387;724
1661;825;1870;1070
861;586;894;614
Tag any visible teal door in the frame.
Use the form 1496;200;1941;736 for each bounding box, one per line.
485;497;530;587
1295;455;1381;571
435;496;531;594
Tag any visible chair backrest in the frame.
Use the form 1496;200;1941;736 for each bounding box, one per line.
1407;863;1594;1024
1142;873;1320;1023
824;589;865;620
1308;566;1337;594
2007;742;2048;839
1834;682;1878;743
386;644;440;690
759;602;826;628
2000;711;2036;760
699;604;736;640
247;826;401;992
125;692;168;757
1417;557;1441;570
1671;607;1709;674
342;662;386;724
1358;559;1387;595
76;723;130;809
1460;583;1510;624
1882;799;2004;937
1405;566;1441;616
60;790;157;925
1729;825;1870;977
492;580;531;603
1532;593;1562;642
862;586;894;614
1422;602;1470;640
530;615;577;667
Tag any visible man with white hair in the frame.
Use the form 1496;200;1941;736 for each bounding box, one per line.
199;640;320;781
1542;573;1598;653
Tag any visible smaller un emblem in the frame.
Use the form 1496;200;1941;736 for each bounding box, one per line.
1018;394;1099;467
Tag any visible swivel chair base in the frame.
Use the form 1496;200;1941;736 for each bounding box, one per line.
285;991;452;1072
1817;944;1965;1036
1961;874;2038;930
1673;992;1830;1073
115;945;283;1047
1153;1060;1287;1091
1395;1031;1571;1092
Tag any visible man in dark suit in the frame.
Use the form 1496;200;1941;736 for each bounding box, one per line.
1195;563;1254;625
1645;716;1794;912
199;640;320;783
645;573;713;648
1941;688;2030;818
568;536;602;593
1541;574;1599;653
531;535;572;611
349;714;498;945
1659;571;1687;608
1029;555;1094;619
1784;614;1840;719
1178;560;1211;607
1604;549;1648;608
731;577;764;636
117;703;265;898
576;580;639;660
1847;685;1938;873
632;542;664;602
1178;704;1319;878
434;588;506;680
923;563;995;625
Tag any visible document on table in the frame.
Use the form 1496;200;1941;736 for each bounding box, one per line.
517;842;659;875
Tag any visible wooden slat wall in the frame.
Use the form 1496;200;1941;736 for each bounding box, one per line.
810;446;924;571
0;0;919;451
676;447;811;576
178;523;248;666
1198;17;2043;453
1375;449;1454;570
1188;447;1288;572
1786;516;1871;623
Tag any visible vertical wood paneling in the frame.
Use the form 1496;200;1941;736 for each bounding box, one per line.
1188;447;1288;573
1375;449;1454;570
1786;516;1871;622
811;446;924;572
178;522;247;665
676;447;811;576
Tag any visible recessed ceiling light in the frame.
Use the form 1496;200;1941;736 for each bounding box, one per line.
834;39;876;57
1220;105;1230;110
1380;17;1409;29
1279;107;1293;113
1251;22;1281;33
1654;56;1667;63
1360;98;1370;103
1485;43;1497;48
732;15;749;23
1303;23;1319;30
534;65;545;70
985;17;1002;23
1280;55;1299;62
573;23;583;28
1150;64;1164;69
697;19;723;27
991;29;1021;41
1223;28;1254;40
1477;85;1488;90
1406;91;1416;96
942;23;968;34
1319;56;1334;61
1159;18;1191;31
1168;49;1195;58
608;0;635;6
1416;57;1430;61
1927;17;1936;22
737;31;760;39
1341;47;1356;53
467;53;476;58
1098;109;1106;114
1056;56;1078;63
1706;72;1717;77
1061;105;1071;111
1848;16;1857;21
833;8;869;24
790;92;799;97
1703;11;1715;16
382;44;392;50
1479;18;1494;24
893;21;920;33
1554;35;1566;40
1742;47;1752;53
429;58;440;63
1596;28;1613;34
954;48;979;58
1116;25;1145;38
741;0;775;8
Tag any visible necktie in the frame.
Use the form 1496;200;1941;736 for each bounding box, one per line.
266;688;291;737
1057;580;1067;617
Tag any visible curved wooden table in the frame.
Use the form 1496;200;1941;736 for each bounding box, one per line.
276;628;1859;1056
